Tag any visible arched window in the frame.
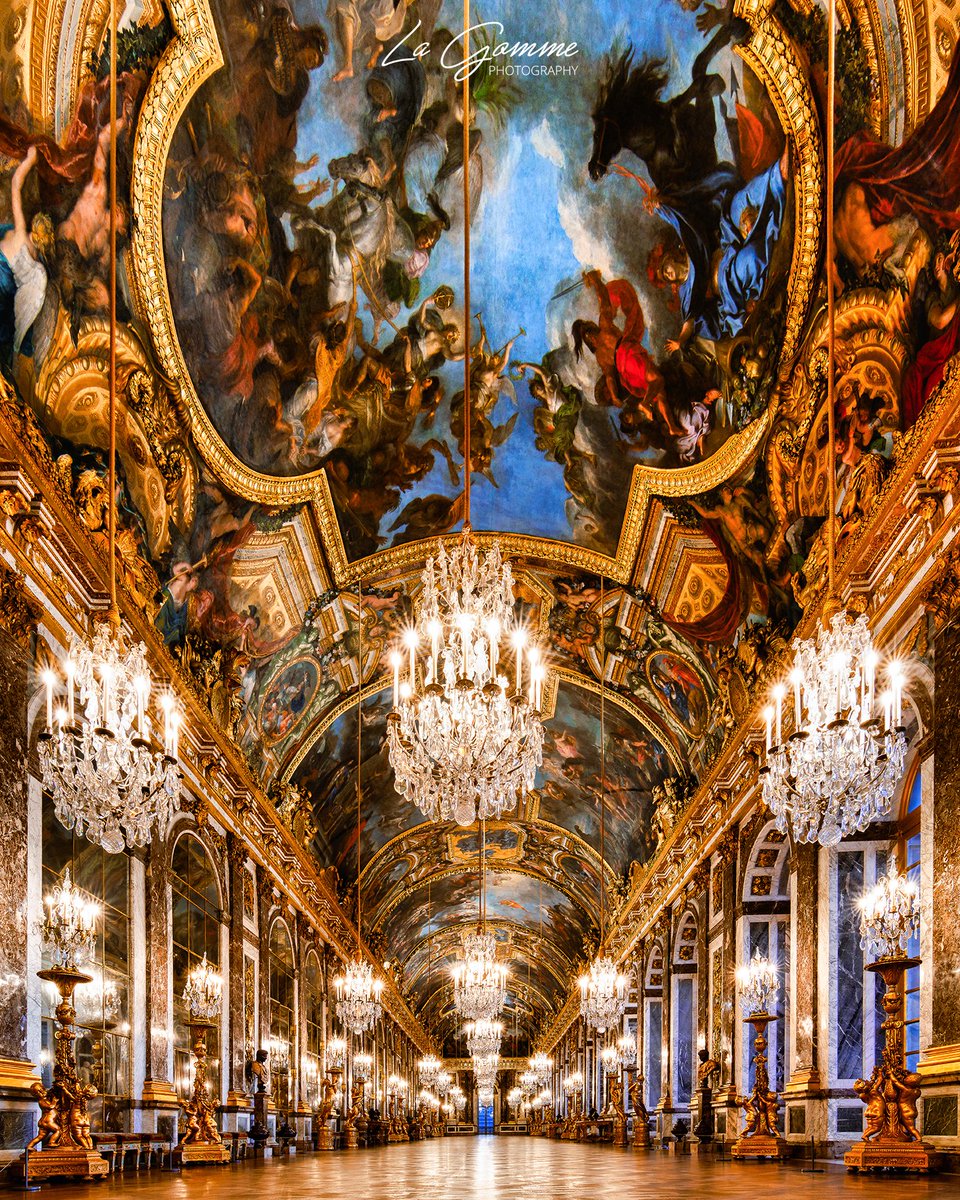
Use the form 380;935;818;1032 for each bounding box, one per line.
897;766;923;1072
643;941;664;1110
171;834;222;1104
741;823;790;1092
269;921;296;1112
41;798;131;1132
303;950;324;1108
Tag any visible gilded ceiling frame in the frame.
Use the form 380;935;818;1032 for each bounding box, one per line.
126;0;823;586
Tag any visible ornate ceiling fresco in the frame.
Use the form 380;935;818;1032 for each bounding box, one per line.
3;0;960;1044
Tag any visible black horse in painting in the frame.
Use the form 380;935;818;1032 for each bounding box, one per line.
588;21;748;193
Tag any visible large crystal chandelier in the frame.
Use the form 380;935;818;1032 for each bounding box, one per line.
760;614;907;846
336;583;384;1037
579;577;628;1035
579;956;628;1033
465;1019;503;1060
354;1052;373;1083
452;929;507;1022
529;1052;553;1087
38;625;181;855
418;1054;443;1090
858;868;920;960
600;1034;636;1074
387;534;545;825
37;98;182;857
335;957;384;1036
385;32;546;827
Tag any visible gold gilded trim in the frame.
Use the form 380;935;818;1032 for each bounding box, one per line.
128;2;822;582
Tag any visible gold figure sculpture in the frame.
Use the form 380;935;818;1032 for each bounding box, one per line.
316;1069;340;1150
610;1079;628;1147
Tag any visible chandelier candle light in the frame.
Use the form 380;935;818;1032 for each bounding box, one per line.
16;871;108;1182
36;0;180;857
731;952;788;1160
844;868;936;1172
177;955;229;1164
335;584;384;1037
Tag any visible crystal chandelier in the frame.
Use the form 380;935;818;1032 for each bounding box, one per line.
387;534;546;826
354;1052;373;1083
465;1019;503;1060
519;1069;538;1093
335;956;384;1036
40;869;99;970
478;1085;495;1106
453;929;507;1022
37;142;182;857
562;1072;583;1098
579;956;628;1033
760;614;908;847
736;951;779;1016
450;1085;466;1115
418;1054;443;1089
38;627;182;856
600;1034;636;1074
183;954;223;1021
473;1051;499;1088
435;1069;452;1097
385;44;546;827
858;868;920;960
326;1038;347;1072
529;1052;552;1087
335;584;384;1037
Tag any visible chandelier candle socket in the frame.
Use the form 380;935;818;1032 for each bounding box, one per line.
452;929;508;1021
759;614;908;847
579;956;628;1033
38;627;182;856
737;951;779;1016
334;956;384;1035
387;532;546;825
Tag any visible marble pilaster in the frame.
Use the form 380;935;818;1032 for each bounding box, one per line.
222;834;251;1129
783;844;825;1144
142;837;179;1135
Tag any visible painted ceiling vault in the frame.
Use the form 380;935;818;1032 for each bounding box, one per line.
2;0;959;1044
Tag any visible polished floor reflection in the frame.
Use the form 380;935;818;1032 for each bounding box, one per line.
38;1138;960;1199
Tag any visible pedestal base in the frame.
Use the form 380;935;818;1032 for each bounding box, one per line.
844;1141;939;1173
176;1142;231;1166
12;1148;109;1181
344;1127;359;1148
731;1134;789;1160
317;1126;335;1151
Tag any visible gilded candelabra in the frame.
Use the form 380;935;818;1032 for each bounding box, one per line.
732;954;787;1160
344;1078;364;1149
178;954;228;1165
316;1068;341;1150
16;870;107;1182
845;872;937;1172
16;965;109;1181
629;1076;650;1148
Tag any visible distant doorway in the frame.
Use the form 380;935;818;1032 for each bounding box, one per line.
478;1105;494;1134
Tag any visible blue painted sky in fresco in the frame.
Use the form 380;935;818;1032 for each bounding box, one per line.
291;0;738;545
